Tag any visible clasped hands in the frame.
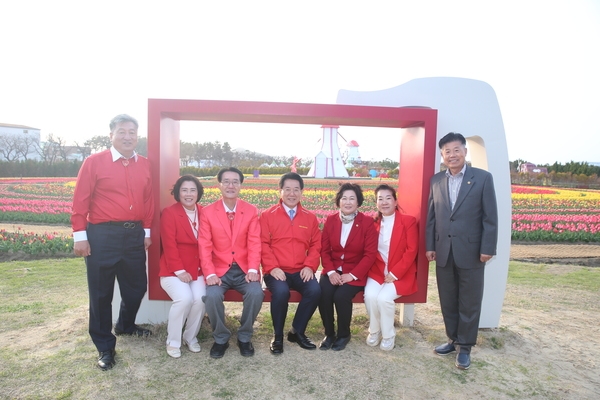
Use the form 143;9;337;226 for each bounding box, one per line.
270;267;314;282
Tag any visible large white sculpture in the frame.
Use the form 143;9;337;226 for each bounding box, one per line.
306;125;349;178
336;77;511;328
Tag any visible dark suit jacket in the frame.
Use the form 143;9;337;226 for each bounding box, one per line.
426;165;498;269
198;199;261;278
159;202;203;279
321;212;378;286
368;211;419;296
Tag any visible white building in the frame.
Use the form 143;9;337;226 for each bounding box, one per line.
307;125;349;178
0;123;41;161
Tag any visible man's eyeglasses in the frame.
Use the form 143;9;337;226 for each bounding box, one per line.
221;180;241;187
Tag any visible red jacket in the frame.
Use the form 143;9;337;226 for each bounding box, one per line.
159;202;203;279
321;212;378;286
198;199;261;278
368;210;419;296
260;201;322;275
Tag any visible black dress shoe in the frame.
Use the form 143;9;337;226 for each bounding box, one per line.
209;341;229;359
319;335;336;350
114;325;152;337
332;335;351;351
434;342;456;356
237;340;255;357
270;335;284;355
455;352;471;370
287;331;317;350
97;349;116;371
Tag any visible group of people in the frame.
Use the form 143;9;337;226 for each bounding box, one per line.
160;170;419;360
72;114;498;372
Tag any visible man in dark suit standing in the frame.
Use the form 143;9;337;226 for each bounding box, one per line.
426;132;498;370
72;114;154;371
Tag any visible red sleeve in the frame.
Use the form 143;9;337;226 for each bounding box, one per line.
348;216;379;281
198;207;216;276
160;206;184;274
320;216;335;274
388;216;419;280
260;209;279;275
142;160;154;229
71;156;95;232
246;206;262;271
304;215;322;272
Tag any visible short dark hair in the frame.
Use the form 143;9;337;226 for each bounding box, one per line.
279;172;304;190
335;183;364;207
171;175;204;203
438;132;466;149
109;114;139;131
217;167;244;184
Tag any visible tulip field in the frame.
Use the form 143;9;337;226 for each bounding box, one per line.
1;178;599;253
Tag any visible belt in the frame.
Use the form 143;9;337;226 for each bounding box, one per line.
97;221;141;229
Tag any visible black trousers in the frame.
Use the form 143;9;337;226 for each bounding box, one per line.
436;248;485;353
318;272;363;338
85;223;147;352
264;271;321;336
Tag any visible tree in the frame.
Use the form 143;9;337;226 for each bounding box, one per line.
136;137;147;157
36;133;66;165
0;134;24;161
84;135;111;154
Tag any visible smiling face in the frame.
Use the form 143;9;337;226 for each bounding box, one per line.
179;180;199;210
376;189;397;217
339;189;359;215
219;171;241;200
109;121;138;158
280;179;302;209
441;140;468;175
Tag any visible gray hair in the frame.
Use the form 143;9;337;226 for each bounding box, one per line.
109;114;139;131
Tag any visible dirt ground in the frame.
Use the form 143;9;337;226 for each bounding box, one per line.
2;223;600;398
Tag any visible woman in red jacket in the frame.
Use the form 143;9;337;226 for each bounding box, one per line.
159;175;205;358
364;184;418;351
318;183;378;351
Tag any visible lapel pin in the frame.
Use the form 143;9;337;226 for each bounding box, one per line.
467;181;471;185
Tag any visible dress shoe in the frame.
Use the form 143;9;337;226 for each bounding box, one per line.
184;340;201;353
166;345;181;358
97;349;116;370
287;331;317;350
380;337;395;351
114;325;152;337
455;352;471;370
270;335;284;355
209;341;229;359
319;335;335;350
366;331;382;347
237;340;255;357
434;342;456;355
332;335;351;351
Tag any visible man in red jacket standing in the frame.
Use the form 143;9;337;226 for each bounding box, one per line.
71;114;154;370
260;172;322;354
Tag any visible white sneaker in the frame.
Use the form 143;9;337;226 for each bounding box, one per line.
366;331;382;347
167;345;181;358
380;337;395;351
185;341;201;353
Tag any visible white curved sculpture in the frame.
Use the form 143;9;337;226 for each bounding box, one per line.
336;77;511;328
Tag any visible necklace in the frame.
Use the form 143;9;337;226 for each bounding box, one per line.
185;206;198;236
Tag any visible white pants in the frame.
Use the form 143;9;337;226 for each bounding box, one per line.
160;276;206;348
364;277;400;339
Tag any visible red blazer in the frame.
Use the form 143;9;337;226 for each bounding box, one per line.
199;199;261;278
368;210;419;296
159;202;203;279
321;212;378;286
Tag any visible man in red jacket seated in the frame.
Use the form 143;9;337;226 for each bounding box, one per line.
199;167;264;358
260;173;322;354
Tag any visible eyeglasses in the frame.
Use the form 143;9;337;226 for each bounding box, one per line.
221;180;241;187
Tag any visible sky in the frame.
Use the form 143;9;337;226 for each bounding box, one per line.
1;0;599;165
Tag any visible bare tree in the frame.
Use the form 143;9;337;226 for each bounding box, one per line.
0;134;23;161
17;134;40;161
84;135;111;153
35;133;62;165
